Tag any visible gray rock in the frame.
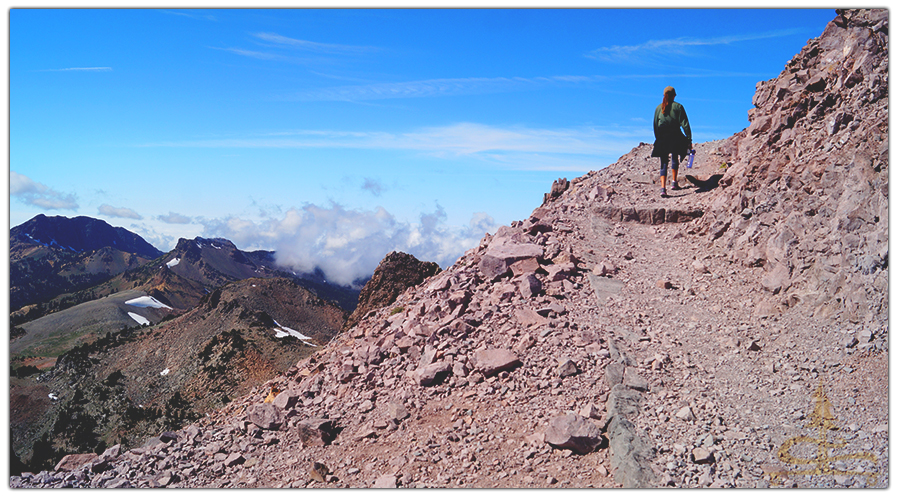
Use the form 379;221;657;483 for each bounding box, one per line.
623;367;649;392
54;453;98;472
605;362;625;387
518;273;543;298
607;414;657;488
557;358;579;378
246;403;283;430
544;413;603;454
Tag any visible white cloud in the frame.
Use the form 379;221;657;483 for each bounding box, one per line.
10;171;79;210
138;122;643;171
587;29;806;63
211;47;286;61
288;76;543;102
98;204;143;220
252;32;378;54
36;67;112;72
198;203;499;286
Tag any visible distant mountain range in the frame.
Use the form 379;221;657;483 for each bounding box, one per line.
10;215;360;326
10;215;163;313
9;214;364;471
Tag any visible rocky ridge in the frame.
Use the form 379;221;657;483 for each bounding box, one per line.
10;9;888;489
342;251;441;332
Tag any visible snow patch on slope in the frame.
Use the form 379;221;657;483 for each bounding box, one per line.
128;312;150;326
125;296;172;309
273;320;316;346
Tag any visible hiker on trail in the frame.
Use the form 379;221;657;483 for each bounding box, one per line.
652;86;692;197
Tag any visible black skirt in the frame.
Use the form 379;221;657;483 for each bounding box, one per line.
651;132;690;160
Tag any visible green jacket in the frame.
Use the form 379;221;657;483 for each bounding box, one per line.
652;101;692;158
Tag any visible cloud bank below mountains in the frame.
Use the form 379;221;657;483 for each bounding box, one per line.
199;202;499;286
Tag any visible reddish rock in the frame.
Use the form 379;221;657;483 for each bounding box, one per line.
415;361;451;386
374;474;398;488
510;257;541;276
273;390;299;410
344;251;440;331
297;418;338;446
55;453;98;472
247;403;284;430
473;348;522;377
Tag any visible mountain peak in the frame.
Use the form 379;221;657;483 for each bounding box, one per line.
12;214;162;258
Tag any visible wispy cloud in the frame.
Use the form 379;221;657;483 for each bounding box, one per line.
198;202;499;286
587;29;806;63
158;212;193;224
362;178;385;196
137;122;645;171
98;204;143;220
287;75;591;102
252;32;379;55
159;10;217;22
210;47;286;61
280;72;751;103
10;171;79;210
36;67;112;72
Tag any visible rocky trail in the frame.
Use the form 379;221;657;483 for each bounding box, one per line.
10;9;888;489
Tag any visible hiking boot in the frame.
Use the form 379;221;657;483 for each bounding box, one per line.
660;187;667;197
671;180;681;190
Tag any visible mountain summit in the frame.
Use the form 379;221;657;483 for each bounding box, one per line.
11;214;162;259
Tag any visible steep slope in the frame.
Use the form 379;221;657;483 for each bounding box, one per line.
343;251;441;331
11;9;888;489
10;277;346;473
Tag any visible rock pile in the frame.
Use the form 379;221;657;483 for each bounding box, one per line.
11;9;887;489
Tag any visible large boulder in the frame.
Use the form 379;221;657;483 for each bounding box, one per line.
544;413;603;454
54;453;98;472
472;348;522;377
246;403;283;430
479;240;544;281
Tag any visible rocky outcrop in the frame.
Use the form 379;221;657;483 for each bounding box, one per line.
696;8;888;324
343;251;441;331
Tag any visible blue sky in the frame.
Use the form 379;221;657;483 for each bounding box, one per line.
8;5;837;284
